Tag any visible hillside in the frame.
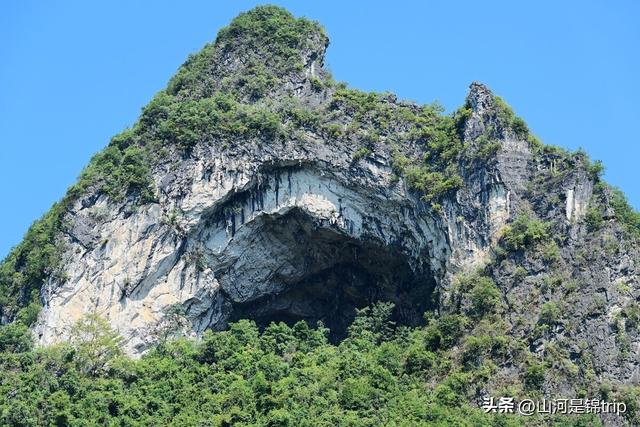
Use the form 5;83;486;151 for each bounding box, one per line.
0;6;639;426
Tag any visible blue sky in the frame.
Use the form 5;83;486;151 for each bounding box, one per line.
1;1;638;258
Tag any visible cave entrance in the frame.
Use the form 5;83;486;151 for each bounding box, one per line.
225;208;437;341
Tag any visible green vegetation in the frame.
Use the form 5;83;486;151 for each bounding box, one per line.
501;214;551;252
0;305;603;426
324;88;469;204
586;159;605;180
0;203;66;321
585;206;604;231
620;302;640;331
169;6;326;99
494;96;529;139
539;302;562;326
586;182;640;238
608;186;640;237
524;363;546;390
469;276;502;317
351;147;371;162
70;131;155;204
140;92;282;150
473;135;502;161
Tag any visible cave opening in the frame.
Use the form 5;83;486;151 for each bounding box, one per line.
226;209;438;342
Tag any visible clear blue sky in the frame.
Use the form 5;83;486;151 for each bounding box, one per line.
1;1;638;258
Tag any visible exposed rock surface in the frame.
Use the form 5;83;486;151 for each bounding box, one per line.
36;86;500;353
2;6;638;425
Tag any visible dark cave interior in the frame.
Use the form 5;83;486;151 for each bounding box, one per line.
227;209;437;341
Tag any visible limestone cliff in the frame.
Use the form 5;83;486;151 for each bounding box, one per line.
1;6;638;423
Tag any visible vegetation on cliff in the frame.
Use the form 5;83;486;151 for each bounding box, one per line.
0;303;609;426
0;6;639;426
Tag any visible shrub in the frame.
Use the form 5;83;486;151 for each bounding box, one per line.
474;137;502;160
0;202;66;321
539;302;562;326
501;214;551;251
585;206;604;230
511;117;529;138
310;77;324;92
424;314;468;350
513;266;528;281
469;277;502;317
494;96;529;138
608;186;640;237
462;332;508;369
0;323;33;353
352;147;371;162
524;363;546;390
587;160;605;180
404;167;464;202
541;241;561;263
622;302;640;331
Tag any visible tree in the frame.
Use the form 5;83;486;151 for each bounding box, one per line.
153;303;190;351
69;313;123;376
469;277;501;317
0;323;33;353
347;301;396;345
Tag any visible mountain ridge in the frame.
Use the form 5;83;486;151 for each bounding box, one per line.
0;5;639;425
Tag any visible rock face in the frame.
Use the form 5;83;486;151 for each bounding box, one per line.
35;84;505;353
2;6;637;423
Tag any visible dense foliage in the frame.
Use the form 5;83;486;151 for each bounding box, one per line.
0;203;66;321
323;88;467;205
0;7;639;426
0;303;605;426
168;6;326;100
500;215;551;252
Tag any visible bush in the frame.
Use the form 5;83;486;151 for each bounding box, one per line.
541;241;561;263
71;135;155;204
494;96;529;138
469;277;502;317
511;117;529;138
587;160;605;180
585;206;604;230
404;167;464;202
330;91;468;204
424;314;468;350
0;203;66;321
154;94;282;149
0;323;33;353
352;147;371;162
462;332;507;369
539;302;562;326
622;302;640;331
609;186;640;237
501;214;551;251
474;136;502;160
524;363;546;390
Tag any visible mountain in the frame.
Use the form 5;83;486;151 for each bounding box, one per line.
1;5;639;426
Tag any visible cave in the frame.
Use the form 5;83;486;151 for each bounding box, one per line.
225;208;438;341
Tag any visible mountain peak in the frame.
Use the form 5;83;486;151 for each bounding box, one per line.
3;8;640;423
167;5;329;101
466;81;495;114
